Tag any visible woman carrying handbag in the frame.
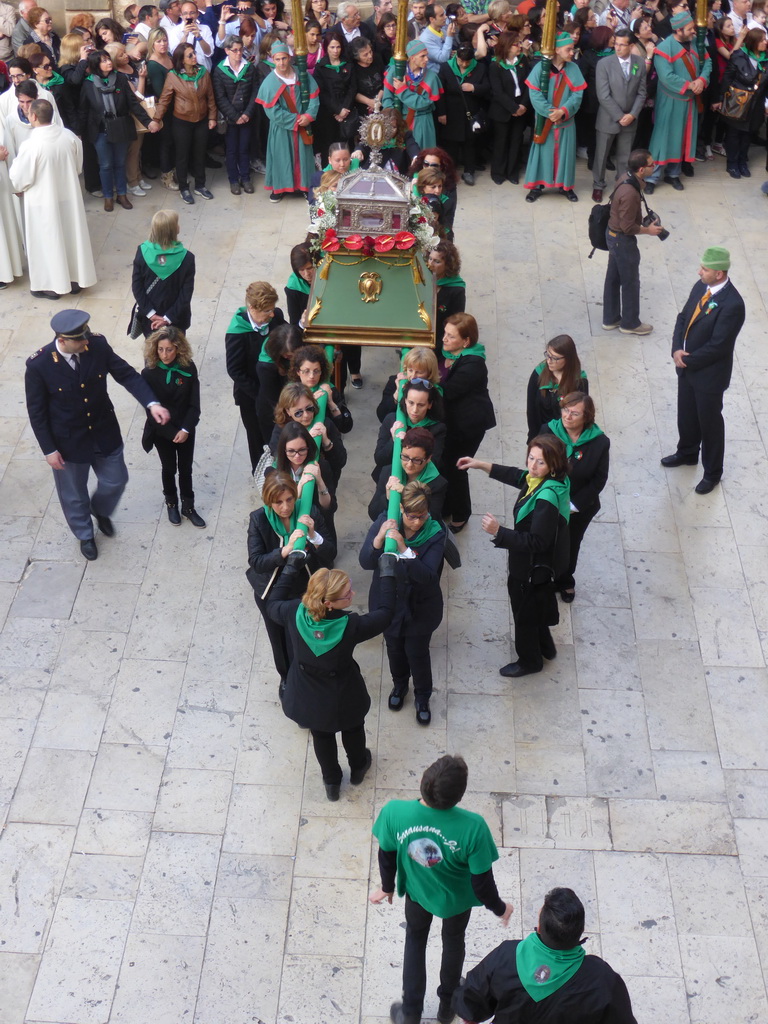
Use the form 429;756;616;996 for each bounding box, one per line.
130;210;196;338
718;27;768;178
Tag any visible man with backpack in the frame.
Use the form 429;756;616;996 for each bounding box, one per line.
601;147;666;336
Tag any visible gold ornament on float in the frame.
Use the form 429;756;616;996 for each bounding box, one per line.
359;272;383;303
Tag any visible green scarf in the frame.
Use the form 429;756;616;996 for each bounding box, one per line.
258;345;273;363
42;71;65;89
417;460;440;484
514;476;570;524
445;342;486;363
157;359;192;385
437;274;466;289
140;240;188;280
596;47;614;57
216;58;248;80
323;157;360;172
227;306;263;335
494;56;520;69
286;271;311;294
295;604;349;656
264;505;296;543
403;515;442;548
534;361;588;391
322;60;347;71
547;418;604;459
405;413;438;429
745;47;768;66
176;66;205;82
515;931;585;1003
448;54;477;80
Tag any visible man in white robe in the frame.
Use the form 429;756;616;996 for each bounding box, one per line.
0;120;24;288
9;99;97;299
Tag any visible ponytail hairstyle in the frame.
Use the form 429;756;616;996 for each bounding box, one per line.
302;567;350;621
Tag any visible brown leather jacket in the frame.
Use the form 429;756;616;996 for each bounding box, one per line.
154;69;217;123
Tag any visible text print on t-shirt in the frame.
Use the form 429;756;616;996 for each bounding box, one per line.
396;824;460;851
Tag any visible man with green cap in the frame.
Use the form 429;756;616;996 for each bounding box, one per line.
645;11;711;193
523;32;586;203
661;246;745;494
452;887;638;1023
383;38;444;152
256;41;319;203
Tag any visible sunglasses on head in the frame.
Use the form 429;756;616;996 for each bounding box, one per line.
410;377;433;389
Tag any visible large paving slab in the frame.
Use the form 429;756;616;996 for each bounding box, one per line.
0;147;766;1024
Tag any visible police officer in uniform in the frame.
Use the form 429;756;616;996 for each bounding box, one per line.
24;310;171;560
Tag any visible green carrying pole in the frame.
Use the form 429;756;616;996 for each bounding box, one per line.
391;0;409;114
288;344;335;552
292;0;311;110
533;0;558;140
383;365;407;555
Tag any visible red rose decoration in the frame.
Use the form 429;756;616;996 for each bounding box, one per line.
344;234;363;250
394;231;416;250
375;235;396;252
418;216;427;224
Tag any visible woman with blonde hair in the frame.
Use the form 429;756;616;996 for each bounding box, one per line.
145;27;177;191
267;555;397;800
105;40;153;196
131;209;196;336
268;381;347;487
376;346;441;422
141;326;205;527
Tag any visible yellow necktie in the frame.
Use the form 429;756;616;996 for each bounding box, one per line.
685;288;712;339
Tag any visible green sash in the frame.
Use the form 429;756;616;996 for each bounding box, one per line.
547;418;604;459
448;55;477;80
226;307;253;335
295;604;349;655
322;60;347;72
157;359;192;385
417;460;440;484
42;71;65;89
286;271;311;294
140;240;188;280
176;66;205;83
405;413;438;429
445;342;486;363
264;505;296;543
515;931;585;1003
514;477;570;524
437;274;466;289
404;515;442;548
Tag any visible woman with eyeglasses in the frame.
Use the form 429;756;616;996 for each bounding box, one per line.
458;434;571;678
247;471;336;689
289;344;353;435
28;8;61;68
376;346;440;423
368;426;447;522
360;480;446;726
409;147;458;237
526;334;588;442
373;378;447;485
270;420;338;545
269;382;347;486
267;555;397;802
440;313;496;534
541;392;610;603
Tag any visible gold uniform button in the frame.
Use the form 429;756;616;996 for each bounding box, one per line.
84;398;88;403
81;383;85;389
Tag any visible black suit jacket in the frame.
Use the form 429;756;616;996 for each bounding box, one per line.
131;248;196;332
224;308;286;406
25;335;157;461
672;279;746;394
488;57;530;123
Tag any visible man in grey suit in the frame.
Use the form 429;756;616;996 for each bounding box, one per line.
592;29;646;202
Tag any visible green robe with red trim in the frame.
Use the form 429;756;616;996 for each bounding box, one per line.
382;67;443;150
256;70;320;194
649;36;711;165
523;61;586;190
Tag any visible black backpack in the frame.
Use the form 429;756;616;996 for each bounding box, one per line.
587;175;643;258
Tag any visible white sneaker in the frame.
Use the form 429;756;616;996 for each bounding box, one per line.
128;185;146;197
139;179;153;189
576;146;588;160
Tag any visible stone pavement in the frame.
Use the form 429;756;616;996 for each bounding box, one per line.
0;154;767;1024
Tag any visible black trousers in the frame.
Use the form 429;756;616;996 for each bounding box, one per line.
603;231;641;330
255;594;290;681
442;135;477;174
154;432;195;504
172;116;208;191
508;577;556;671
441;432;485;522
676;374;725;480
724;126;750;171
310;722;367;784
491;116;526;181
402;895;472;1019
555;506;598;591
238;397;265;472
385;631;434;703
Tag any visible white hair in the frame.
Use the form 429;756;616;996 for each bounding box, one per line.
337;2;357;19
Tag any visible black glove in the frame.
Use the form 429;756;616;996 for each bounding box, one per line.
378;552;398;578
287;549;308;569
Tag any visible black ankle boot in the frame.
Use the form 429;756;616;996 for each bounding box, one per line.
181;505;206;528
166;501;181;525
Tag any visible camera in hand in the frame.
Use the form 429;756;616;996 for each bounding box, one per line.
642;210;669;241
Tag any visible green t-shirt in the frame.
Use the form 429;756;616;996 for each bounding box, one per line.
372;799;499;918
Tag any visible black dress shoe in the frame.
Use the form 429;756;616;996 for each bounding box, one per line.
388;686;407;711
93;513;114;537
695;477;720;494
681;162;694;177
541;638;557;660
664;175;684;190
70;282;82;294
415;702;431;726
31;290;60;299
204;155;222;168
499;661;542;678
324;782;340;801
560;187;578;202
525;186;543;203
80;538;98;560
660;452;698;467
350;748;372;785
644;182;655;195
559;589;575;604
437;996;456;1024
509;175;519;184
448;521;466;534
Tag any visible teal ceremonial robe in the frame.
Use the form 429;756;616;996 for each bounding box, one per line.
649;36;711;165
523;60;586;191
382;68;443;151
256;70;320;194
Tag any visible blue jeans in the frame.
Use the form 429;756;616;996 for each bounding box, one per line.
603;230;641;329
648;161;680;183
94;133;128;196
225;121;253;183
